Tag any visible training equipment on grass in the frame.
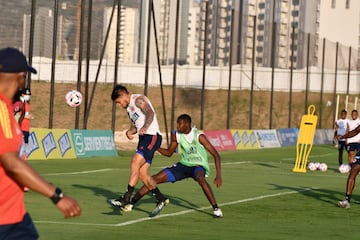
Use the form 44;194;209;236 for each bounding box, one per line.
318;163;328;172
313;162;320;169
308;162;317;171
338;164;351;173
308;162;328;172
293;105;318;173
65;90;82;107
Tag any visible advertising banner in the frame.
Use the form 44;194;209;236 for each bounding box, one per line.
314;129;334;145
276;128;299;147
70;129;118;157
204;130;236;151
26;128;118;160
26;128;76;160
231;130;259;150
255;129;281;148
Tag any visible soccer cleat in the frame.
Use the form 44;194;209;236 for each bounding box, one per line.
150;198;170;217
213;208;223;218
121;203;133;212
107;197;127;209
338;200;350;208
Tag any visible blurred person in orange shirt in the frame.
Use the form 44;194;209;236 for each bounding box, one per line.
0;47;81;240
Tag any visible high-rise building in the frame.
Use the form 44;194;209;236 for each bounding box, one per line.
196;0;233;66
137;0;158;64
137;0;191;65
20;0;359;70
104;5;139;64
23;7;64;58
187;1;201;65
316;0;360;70
167;0;191;65
238;0;318;69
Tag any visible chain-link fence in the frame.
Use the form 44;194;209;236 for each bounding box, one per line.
0;0;359;132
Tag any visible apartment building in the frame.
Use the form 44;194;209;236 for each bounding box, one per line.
23;7;64;58
195;0;233;66
239;0;318;69
104;5;139;64
316;0;360;69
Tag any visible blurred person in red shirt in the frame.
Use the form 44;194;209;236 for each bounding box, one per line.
12;89;24;123
20;87;33;146
0;47;81;240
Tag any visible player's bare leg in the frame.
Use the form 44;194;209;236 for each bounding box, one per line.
338;164;360;208
195;171;223;217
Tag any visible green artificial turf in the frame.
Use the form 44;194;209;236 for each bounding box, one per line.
24;145;357;240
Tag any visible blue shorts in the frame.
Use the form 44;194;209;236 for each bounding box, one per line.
0;213;39;240
136;133;162;164
164;162;206;182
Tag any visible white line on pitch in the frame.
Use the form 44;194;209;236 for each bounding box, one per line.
38;156;333;177
41;162;252;176
42;168;115;176
34;187;316;227
40;152;335;176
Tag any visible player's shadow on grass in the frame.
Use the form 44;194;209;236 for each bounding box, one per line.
254;163;278;168
72;184;125;216
135;194;213;217
72;184;212;217
268;184;360;206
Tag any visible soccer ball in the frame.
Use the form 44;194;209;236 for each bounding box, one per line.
65;90;82;107
314;162;321;170
318;163;328;172
308;162;317;171
339;164;351;173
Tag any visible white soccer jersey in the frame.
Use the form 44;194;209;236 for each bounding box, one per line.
336;118;349;136
126;94;161;135
347;117;360;143
175;127;204;143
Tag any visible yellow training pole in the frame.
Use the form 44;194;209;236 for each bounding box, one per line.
293;105;318;173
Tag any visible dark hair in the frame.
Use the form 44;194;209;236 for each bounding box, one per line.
177;114;191;124
22;88;31;95
352;109;358;114
111;84;128;101
341;109;347;113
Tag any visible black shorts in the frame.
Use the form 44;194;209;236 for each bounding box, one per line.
338;140;346;150
164;162;206;182
136;133;162;164
352;149;360;165
346;142;360;152
0;213;39;240
22;131;30;144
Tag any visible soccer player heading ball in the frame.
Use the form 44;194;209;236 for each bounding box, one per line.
108;84;168;217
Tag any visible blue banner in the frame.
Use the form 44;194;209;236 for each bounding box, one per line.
313;129;334;145
276;128;299;147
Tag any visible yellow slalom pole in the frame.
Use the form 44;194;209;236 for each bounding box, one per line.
293;105;318;173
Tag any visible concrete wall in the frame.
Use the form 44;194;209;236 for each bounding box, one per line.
31;57;360;94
